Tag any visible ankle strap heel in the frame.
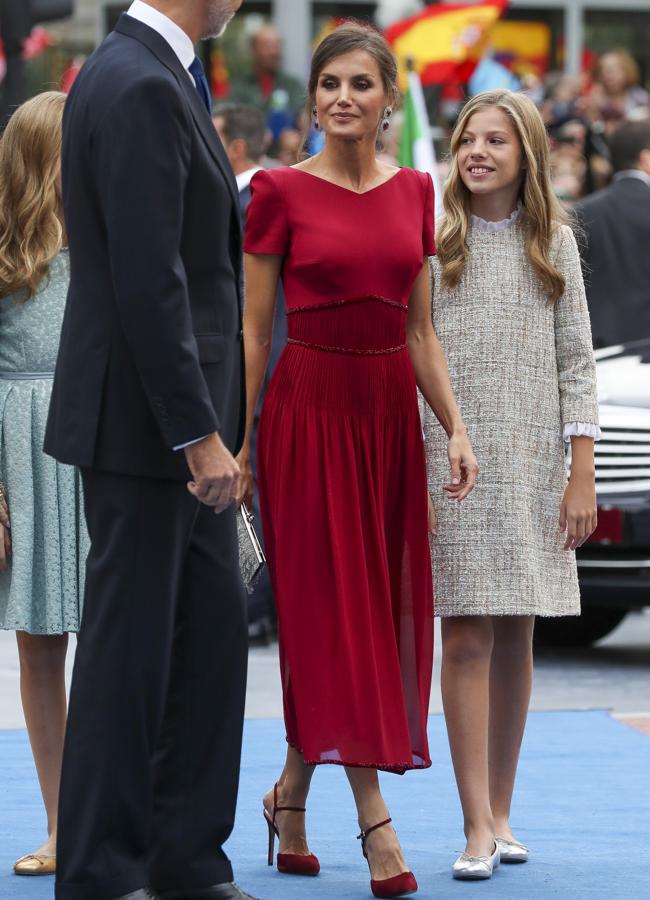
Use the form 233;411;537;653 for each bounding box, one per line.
356;818;418;899
263;783;320;876
357;818;393;859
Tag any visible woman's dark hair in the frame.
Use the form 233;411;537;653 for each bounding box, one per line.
214;103;266;163
300;22;399;156
608;120;650;172
308;22;399;106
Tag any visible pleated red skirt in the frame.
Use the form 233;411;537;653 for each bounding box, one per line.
257;297;434;773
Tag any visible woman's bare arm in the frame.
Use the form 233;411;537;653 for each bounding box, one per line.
407;261;479;500
237;252;283;505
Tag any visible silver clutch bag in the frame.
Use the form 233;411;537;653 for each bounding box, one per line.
237;503;266;595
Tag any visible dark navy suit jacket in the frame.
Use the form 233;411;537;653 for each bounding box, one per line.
575;175;650;348
45;14;245;480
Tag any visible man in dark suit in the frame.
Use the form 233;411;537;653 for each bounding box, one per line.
44;3;258;899
212;104;286;644
575;120;650;348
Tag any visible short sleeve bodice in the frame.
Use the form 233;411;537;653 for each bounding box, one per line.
244;167;435;310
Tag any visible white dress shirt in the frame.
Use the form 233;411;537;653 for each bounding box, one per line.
128;1;214;452
236;166;264;194
127;1;195;81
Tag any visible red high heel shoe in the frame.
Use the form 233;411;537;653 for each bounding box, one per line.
263;783;320;876
357;818;418;899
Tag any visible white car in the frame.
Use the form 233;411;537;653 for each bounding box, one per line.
535;339;650;647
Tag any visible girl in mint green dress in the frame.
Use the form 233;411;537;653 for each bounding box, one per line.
0;92;88;877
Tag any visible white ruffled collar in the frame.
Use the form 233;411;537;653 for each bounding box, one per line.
470;203;522;233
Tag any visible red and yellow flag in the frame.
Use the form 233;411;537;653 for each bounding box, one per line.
386;0;509;89
490;20;551;77
210;45;230;99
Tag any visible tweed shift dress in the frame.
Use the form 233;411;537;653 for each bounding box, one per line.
423;216;599;617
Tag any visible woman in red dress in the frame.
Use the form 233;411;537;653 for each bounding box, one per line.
240;24;478;899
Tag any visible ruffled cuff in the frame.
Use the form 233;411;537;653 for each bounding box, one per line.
563;422;602;442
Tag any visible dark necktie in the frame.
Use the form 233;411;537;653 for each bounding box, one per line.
189;56;212;114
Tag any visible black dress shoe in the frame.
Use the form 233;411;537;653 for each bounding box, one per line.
112;891;158;900
159;883;259;900
248;615;276;647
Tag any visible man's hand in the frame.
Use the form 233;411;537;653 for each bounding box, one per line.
185;432;241;514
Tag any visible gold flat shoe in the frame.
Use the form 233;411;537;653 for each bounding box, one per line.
13;853;56;876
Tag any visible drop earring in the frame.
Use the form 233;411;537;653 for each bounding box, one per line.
381;107;393;132
312;107;320;130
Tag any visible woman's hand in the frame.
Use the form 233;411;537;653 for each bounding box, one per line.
235;446;254;510
427;493;438;538
444;429;479;501
560;472;597;550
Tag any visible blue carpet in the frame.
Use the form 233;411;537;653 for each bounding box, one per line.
1;711;648;900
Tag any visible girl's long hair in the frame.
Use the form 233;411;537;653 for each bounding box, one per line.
437;89;568;303
0;91;66;301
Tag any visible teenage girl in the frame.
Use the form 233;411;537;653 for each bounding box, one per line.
423;89;599;880
0;92;88;877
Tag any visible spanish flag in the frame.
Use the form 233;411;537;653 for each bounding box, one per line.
386;0;509;89
210;45;230;99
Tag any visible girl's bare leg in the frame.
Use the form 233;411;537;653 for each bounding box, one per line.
441;616;496;857
489;615;535;843
16;631;69;856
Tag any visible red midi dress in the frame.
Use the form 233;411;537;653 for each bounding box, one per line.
245;166;435;773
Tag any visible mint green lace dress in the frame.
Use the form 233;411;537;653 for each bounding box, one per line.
0;250;88;634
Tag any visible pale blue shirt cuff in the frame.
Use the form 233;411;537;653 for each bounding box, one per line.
173;434;210;451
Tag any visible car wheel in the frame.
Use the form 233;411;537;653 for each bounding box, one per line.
534;608;628;647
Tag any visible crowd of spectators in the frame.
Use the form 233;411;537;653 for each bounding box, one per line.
221;23;650;208
225;24;305;165
542;49;650;204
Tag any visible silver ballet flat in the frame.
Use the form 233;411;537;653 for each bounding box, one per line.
452;843;500;880
496;836;529;863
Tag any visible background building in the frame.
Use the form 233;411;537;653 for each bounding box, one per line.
15;1;650;114
46;0;96;46
82;1;650;84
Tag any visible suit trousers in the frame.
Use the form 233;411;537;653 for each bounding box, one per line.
55;469;248;900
